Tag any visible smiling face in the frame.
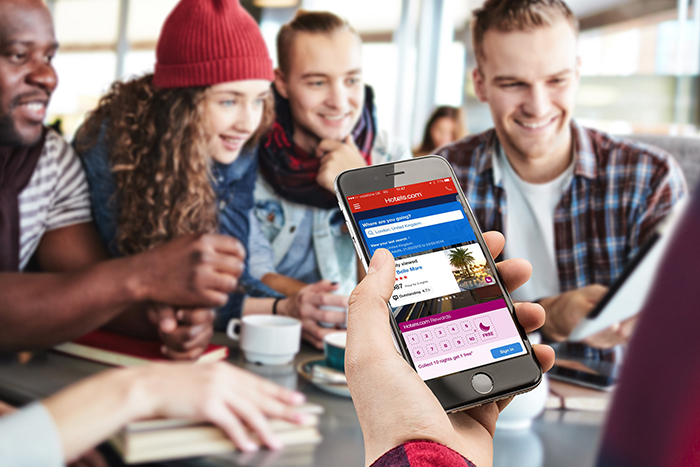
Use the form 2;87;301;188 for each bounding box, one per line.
0;0;58;146
275;29;363;152
201;79;271;165
473;19;579;169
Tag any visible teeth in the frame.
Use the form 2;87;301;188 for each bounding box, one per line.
23;102;45;112
520;119;551;129
221;136;242;143
322;114;345;121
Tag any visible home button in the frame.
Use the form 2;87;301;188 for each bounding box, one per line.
471;373;494;394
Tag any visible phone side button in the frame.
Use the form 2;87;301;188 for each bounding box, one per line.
471;373;494;394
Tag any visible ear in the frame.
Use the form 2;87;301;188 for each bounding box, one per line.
274;68;290;99
473;67;487;103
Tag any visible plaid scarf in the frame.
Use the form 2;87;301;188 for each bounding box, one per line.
0;128;47;271
258;85;376;209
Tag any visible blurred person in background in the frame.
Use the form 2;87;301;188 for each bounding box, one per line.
249;11;411;347
75;0;344;353
414;105;466;157
437;0;686;350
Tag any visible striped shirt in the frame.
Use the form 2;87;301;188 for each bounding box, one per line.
437;120;687;293
17;129;92;270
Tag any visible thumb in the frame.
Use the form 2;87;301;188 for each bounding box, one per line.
347;249;396;351
344;134;358;148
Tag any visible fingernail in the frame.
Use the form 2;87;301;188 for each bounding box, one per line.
367;250;387;274
176;310;185;320
189;324;205;338
160;346;167;355
290;392;306;405
244;441;259;452
268;436;283;450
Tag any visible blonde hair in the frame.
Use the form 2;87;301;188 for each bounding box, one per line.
276;10;357;75
472;0;578;64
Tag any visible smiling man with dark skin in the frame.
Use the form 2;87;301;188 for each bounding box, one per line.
438;0;686;348
0;0;242;356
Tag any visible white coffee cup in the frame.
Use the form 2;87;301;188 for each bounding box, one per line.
496;332;549;430
226;315;302;365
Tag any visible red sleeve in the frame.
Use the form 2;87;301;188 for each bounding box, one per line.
370;440;476;467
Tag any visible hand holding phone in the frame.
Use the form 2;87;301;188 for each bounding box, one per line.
336;156;544;411
345;233;555;466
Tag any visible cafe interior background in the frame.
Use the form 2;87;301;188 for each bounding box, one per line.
46;0;700;155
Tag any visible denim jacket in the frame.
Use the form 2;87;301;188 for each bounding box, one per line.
77;130;280;329
249;129;411;295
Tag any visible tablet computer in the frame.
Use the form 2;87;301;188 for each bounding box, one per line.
568;199;688;341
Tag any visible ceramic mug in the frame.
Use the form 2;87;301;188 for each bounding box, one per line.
496;332;549;430
323;331;347;372
227;315;302;365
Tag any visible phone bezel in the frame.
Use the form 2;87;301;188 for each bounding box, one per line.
334;156;543;412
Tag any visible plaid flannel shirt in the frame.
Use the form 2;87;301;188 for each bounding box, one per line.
437;120;687;293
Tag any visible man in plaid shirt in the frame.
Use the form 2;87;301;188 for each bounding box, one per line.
438;0;687;348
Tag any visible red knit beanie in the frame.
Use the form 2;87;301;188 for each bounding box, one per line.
153;0;274;88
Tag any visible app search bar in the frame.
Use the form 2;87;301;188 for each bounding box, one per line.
364;210;464;238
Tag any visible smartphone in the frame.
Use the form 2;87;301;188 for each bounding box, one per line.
334;156;542;412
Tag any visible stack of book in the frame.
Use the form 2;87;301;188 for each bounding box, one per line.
53;329;228;366
110;403;324;464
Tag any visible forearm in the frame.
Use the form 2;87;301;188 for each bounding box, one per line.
242;297;276;316
0;256;148;351
43;367;153;463
261;272;307;296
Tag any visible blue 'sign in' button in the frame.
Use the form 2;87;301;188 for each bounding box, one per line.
490;342;523;359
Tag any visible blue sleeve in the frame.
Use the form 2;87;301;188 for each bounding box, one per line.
74;127;121;257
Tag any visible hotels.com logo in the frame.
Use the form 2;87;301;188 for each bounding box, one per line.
384;192;423;204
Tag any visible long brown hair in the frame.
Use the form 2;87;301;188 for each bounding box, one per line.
415;106;466;156
76;74;273;255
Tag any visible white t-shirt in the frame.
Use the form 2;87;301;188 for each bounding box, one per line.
17;129;92;270
494;145;574;302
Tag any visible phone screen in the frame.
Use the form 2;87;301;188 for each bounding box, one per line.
347;177;527;381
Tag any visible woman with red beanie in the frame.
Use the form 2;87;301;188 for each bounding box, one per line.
75;0;343;359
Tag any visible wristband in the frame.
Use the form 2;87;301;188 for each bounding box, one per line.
272;297;282;315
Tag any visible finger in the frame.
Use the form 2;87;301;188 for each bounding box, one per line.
533;344;555;373
303;292;349;309
161;322;212;352
495;258;532;294
156;305;177;333
208;406;259;453
208;234;247;260
344;134;358;148
301;321;325;349
513;302;546;333
303;279;340;294
210;256;245;280
182;324;214;351
227;398;283;451
347;249;396;358
178;308;216;326
203;271;240;294
257;379;306;406
482;231;505;259
315;139;343;158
